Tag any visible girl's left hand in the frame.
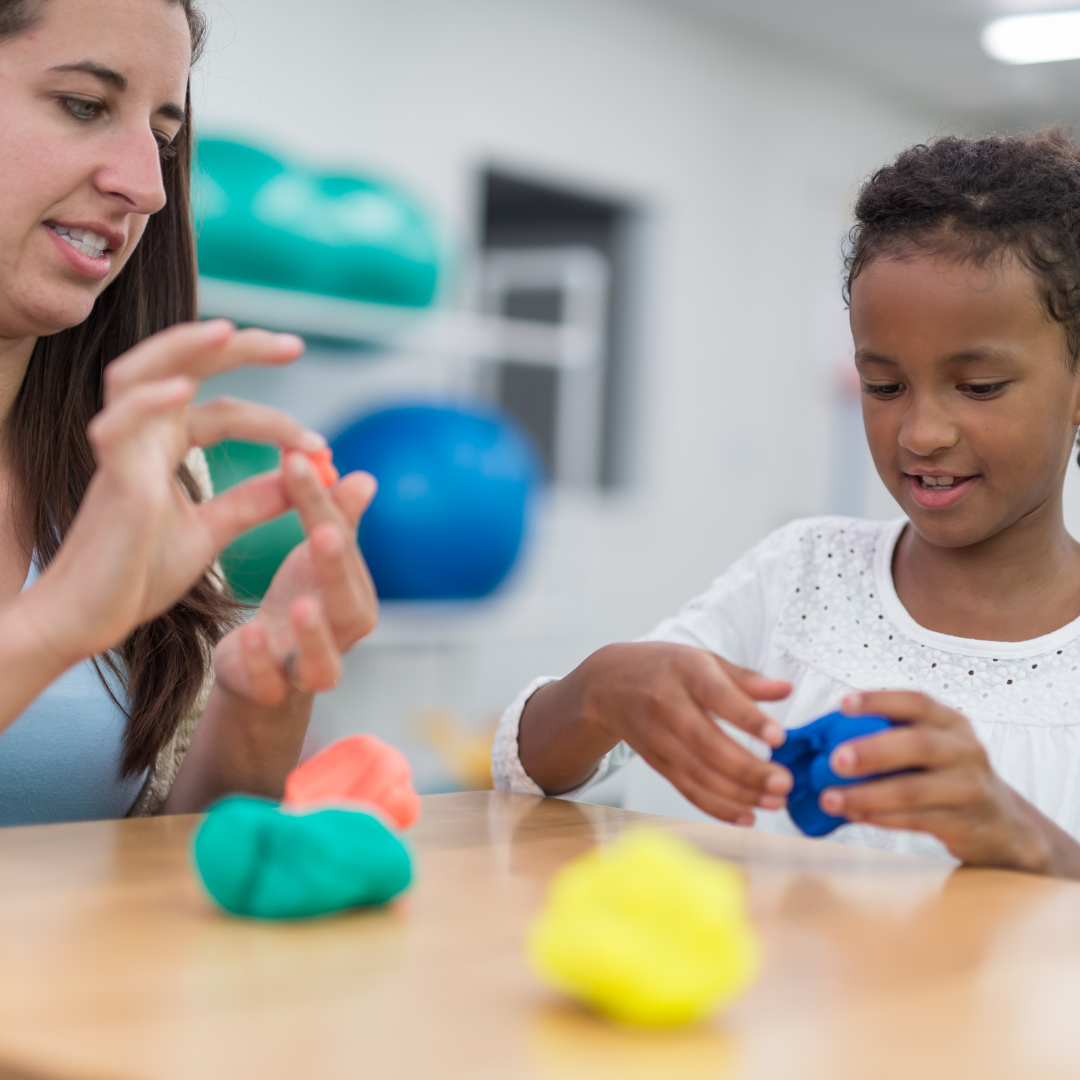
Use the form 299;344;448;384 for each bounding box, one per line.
212;452;379;705
820;690;1080;875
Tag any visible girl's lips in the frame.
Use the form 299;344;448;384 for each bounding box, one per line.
907;473;979;509
44;223;112;282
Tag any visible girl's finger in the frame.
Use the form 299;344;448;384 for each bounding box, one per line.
632;738;758;825
238;621;290;707
87;377;195;461
105;322;304;399
287;596;342;693
308;523;377;645
660;700;791;797
822;766;985;819
829;724;961;779
684;655;788;748
842;690;965;730
187;398;326;455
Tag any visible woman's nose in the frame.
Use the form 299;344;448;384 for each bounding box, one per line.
93;128;168;216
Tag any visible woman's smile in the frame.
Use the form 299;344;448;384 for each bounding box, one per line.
43;220;118;281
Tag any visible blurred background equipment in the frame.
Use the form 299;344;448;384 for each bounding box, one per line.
331;403;541;600
192;0;1080;810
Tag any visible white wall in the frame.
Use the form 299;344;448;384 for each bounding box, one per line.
193;0;973;800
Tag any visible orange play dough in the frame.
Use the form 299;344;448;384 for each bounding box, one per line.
283;735;421;829
306;447;340;488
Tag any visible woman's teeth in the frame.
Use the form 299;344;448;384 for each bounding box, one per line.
920;476;955;488
48;224;109;259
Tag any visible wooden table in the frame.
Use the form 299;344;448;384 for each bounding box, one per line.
0;792;1078;1079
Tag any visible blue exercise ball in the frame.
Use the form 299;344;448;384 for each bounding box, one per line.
331;404;541;600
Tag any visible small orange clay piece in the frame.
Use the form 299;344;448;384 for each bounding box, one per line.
283;735;421;830
306;447;340;488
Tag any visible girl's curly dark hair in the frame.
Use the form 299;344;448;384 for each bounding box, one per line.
844;128;1080;366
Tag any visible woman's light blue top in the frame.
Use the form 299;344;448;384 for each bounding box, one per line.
0;562;147;825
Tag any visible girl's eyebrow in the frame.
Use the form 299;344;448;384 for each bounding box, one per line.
854;351;897;367
48;62;185;124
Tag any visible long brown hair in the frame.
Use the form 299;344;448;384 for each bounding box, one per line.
1;0;240;776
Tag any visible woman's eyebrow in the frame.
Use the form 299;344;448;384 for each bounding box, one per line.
48;62;185;123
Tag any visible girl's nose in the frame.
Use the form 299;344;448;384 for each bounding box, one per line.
897;394;961;458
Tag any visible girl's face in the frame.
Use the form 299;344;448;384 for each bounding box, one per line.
850;249;1080;550
0;0;191;340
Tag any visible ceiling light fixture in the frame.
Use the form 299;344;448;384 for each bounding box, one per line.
982;10;1080;64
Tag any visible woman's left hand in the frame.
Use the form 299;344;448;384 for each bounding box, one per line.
821;690;1080;876
212;452;379;705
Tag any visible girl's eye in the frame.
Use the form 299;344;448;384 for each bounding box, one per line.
962;382;1009;397
62;97;105;123
864;383;903;397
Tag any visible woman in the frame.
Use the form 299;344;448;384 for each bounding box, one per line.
0;0;378;822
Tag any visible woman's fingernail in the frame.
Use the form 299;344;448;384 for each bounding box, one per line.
760;794;786;810
820;790;843;813
277;333;304;352
300;430;328;451
842;693;862;712
764;722;785;745
285;452;313;477
831;747;854;775
737;813;755;827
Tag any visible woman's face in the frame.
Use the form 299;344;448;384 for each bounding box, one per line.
850;249;1080;550
0;0;191;340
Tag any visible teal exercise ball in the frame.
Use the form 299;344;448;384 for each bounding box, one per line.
330;404;541;600
193;137;440;307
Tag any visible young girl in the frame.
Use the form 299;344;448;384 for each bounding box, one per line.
496;129;1080;879
0;0;378;823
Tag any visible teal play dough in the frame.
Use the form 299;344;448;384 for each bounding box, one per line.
193;796;413;919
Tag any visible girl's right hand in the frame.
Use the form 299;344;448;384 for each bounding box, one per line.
520;642;794;824
18;319;320;666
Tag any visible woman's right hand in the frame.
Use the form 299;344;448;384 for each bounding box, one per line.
518;641;794;824
18;319;320;667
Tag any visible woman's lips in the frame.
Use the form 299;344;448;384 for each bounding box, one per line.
45;223;112;282
907;473;979;509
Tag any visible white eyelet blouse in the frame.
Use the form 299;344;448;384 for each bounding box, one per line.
493;516;1080;860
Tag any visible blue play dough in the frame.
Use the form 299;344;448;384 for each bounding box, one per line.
771;712;897;837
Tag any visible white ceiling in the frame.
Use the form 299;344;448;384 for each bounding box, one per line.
673;0;1080;128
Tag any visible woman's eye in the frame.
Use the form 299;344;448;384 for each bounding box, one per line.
963;382;1008;396
63;97;104;122
864;383;903;397
155;134;178;161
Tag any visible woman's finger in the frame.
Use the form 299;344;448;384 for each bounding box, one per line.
238;621;290;707
104;321;304;400
197;471;291;553
829;724;961;779
308;523;377;645
186;398;326;455
330;471;378;530
87;377;195;464
287;596;342;693
281;452;351;532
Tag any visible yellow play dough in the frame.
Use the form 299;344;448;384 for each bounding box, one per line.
528;827;760;1027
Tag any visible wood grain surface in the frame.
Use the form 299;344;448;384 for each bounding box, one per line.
0;791;1075;1079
